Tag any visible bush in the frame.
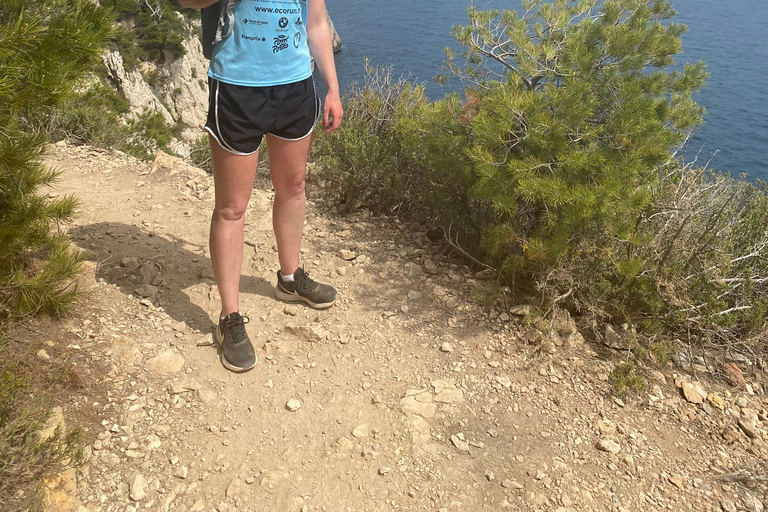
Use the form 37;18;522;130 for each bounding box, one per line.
0;1;111;507
313;62;490;243
104;0;194;68
1;0;112;326
313;0;768;348
45;77;131;147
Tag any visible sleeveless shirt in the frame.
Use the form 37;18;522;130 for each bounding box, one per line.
208;0;312;87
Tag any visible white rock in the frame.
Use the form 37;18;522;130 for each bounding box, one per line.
146;350;185;374
595;439;621;453
400;396;436;418
130;473;147;501
285;399;302;412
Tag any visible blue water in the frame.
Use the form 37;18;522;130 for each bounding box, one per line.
324;0;768;181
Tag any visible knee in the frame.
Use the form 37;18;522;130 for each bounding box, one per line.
213;202;247;222
274;176;305;199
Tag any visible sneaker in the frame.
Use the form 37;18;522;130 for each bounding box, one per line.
215;312;256;372
274;268;337;309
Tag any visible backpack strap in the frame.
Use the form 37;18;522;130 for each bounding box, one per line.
213;0;237;46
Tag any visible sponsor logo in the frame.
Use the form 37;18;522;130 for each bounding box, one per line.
243;18;267;25
293;31;301;48
278;17;289;28
295;17;303;25
273;34;289;53
242;34;266;42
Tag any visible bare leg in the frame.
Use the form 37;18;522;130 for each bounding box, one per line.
209;135;259;317
266;133;313;276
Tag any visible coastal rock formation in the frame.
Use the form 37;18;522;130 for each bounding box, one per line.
103;15;341;157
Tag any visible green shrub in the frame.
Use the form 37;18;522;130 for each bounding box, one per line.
313;62;489;243
104;0;194;68
45;77;131;147
0;0;111;507
120;110;176;160
313;0;768;348
1;0;112;326
610;361;645;394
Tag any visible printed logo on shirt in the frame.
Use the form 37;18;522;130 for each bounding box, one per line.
295;17;303;25
242;34;267;42
243;18;268;25
293;31;301;48
278;17;289;28
273;34;289;53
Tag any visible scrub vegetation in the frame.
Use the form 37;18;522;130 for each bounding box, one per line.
312;0;768;352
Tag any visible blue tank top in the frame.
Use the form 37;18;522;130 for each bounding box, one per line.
208;0;312;87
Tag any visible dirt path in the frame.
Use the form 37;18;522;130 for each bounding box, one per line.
39;142;767;512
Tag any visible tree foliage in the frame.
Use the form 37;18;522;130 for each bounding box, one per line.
105;0;194;68
315;0;768;345
0;0;112;326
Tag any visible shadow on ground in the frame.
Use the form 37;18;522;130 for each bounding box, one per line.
70;222;275;333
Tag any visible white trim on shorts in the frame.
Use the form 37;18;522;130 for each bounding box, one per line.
204;79;259;156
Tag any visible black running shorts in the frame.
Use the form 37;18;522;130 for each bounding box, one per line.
204;76;320;155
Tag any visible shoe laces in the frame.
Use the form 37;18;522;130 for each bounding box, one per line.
225;314;250;346
295;270;317;294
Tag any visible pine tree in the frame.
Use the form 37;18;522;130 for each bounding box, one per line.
445;0;707;285
0;0;113;328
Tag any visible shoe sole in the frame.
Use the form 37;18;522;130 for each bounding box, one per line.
274;288;336;309
215;326;256;372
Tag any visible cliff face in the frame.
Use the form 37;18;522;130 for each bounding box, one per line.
103;15;342;157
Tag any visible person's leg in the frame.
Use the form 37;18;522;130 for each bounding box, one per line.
265;133;313;276
209;135;259;317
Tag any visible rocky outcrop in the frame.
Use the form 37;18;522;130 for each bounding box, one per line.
102;50;175;126
327;11;342;53
103;15;341;157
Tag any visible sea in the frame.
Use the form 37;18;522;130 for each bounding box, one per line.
323;0;768;181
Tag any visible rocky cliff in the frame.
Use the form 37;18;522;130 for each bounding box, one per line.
103;14;342;158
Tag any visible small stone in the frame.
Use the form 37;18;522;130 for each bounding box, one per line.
407;290;423;300
352;424;369;438
378;466;391;476
739;418;758;439
484;470;495;482
339;249;357;261
400;396;436;418
285;399;302;412
37;349;51;360
501;479;522;489
668;475;684;490
440;342;454;353
450;433;470;452
595;439;621;453
39;407;65;442
423;259;439;274
681;382;704;404
146;350;185;375
130;473;147;501
197;333;215;346
134;284;159;298
509;304;532;316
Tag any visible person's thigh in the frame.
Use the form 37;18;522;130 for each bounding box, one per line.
265;134;313;194
209;135;259;214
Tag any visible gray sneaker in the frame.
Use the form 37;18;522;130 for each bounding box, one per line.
215;312;256;372
274;268;337;309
